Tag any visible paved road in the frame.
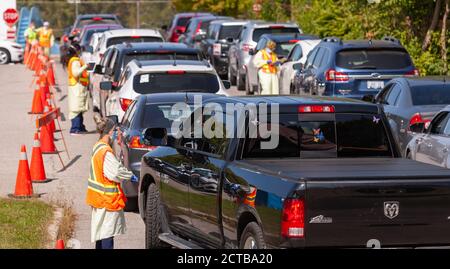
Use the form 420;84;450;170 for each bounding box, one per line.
0;62;244;249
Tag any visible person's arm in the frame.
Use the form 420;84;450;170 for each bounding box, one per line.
70;60;88;78
103;151;133;183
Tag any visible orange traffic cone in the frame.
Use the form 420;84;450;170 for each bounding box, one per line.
40;125;57;154
31;133;50;183
28;88;44;114
39;76;50;107
55;239;65;249
46;99;56;134
47;61;56;86
8;145;39;199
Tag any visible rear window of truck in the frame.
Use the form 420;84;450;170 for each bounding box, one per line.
107;36;163;47
336;49;412;70
242;113;393;158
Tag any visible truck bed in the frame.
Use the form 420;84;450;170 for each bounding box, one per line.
239;158;450;180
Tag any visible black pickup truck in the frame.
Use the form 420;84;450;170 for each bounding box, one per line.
138;95;450;249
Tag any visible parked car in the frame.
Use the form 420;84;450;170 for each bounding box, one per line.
179;16;231;48
139;95;450;249
228;21;301;91
375;77;450;154
91;42;202;117
164;12;214;43
0;40;23;64
103;58;230;121
279;38;320;94
406;104;450;168
110;92;220;210
246;34;304;95
79;24;123;64
81;32;103;64
293;37;419;98
200;20;246;79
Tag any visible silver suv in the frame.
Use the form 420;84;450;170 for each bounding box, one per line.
227;21;301;91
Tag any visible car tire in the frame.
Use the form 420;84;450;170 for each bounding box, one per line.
228;64;237;86
0;48;11;65
406;150;412;159
236;67;245;91
239;222;266;249
145;183;167;249
245;74;254;95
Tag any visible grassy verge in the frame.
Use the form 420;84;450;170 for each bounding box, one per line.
54;199;77;246
0;198;53;249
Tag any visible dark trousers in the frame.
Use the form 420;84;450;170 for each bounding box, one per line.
70;113;87;133
95;237;114;249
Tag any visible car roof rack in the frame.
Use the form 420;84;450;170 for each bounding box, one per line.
202;59;211;68
322;36;342;44
382;36;401;45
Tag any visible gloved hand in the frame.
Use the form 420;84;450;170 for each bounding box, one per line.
267;60;273;65
130;175;139;183
274;61;282;66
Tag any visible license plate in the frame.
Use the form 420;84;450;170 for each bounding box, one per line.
367;80;384;89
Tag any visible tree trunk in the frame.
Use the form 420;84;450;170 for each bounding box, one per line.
422;0;443;51
441;0;449;74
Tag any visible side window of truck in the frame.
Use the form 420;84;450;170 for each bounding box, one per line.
200;111;229;157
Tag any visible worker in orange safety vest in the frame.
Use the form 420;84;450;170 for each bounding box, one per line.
253;40;283;95
86;118;138;249
36;21;54;57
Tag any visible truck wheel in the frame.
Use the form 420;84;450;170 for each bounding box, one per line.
0;48;11;65
239;222;266;249
145;183;166;249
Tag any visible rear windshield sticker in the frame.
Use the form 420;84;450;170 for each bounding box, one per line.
373;116;380;124
140;74;149;83
313;128;325;143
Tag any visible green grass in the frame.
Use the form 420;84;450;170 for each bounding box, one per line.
0;198;54;249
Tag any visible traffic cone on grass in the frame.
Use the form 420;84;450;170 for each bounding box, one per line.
40;125;57;154
31;133;50;183
28;88;44;114
8;145;39;199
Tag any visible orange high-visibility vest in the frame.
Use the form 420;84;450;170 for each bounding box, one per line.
86;141;127;211
68;57;89;87
39;29;53;48
261;50;278;74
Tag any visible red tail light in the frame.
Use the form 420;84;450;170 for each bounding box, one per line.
119;98;133;111
299;105;335;113
405;69;419;77
129;136;158;150
281;198;305;238
242;43;252;52
289;39;299;43
167;70;186;75
270;25;285;29
325;69;349;82
92;17;103;21
409;113;430;129
131;35;141;38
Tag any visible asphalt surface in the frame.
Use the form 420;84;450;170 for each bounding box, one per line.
0;62;243;249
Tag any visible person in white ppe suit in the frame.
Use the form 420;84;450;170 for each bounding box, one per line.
253;40;282;95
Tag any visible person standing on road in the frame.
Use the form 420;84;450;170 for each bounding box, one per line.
24;22;37;53
253;40;282;95
86;118;138;249
67;43;89;135
36;21;54;57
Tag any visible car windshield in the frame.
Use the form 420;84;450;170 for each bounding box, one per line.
243;113;392;158
122;53;201;68
218;25;242;40
275;42;296;57
142;104;194;131
133;73;220;94
336;49;412;70
410;84;450;106
107;36;163;47
252;27;300;42
81;28;118;46
77;18;119;28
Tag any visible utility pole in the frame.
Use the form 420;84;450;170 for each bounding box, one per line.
136;0;140;28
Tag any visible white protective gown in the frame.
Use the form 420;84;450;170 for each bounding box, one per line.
253;49;280;95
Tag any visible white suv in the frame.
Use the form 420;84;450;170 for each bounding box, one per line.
102;59;230;121
0;40;23;64
92;28;164;65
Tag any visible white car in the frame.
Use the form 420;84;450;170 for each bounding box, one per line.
0;40;23;64
279;38;320;94
103;59;230;121
92;28;164;65
81;32;103;64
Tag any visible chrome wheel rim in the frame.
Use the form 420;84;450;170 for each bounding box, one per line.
0;51;8;64
243;236;257;249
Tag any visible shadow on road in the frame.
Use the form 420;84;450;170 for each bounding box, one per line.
57;154;82;172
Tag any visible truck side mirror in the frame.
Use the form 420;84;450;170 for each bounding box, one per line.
409;122;425;133
142;128;168;146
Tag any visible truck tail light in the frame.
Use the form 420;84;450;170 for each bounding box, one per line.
325;69;349;82
167;70;186;75
129;136;158;150
92;17;103;21
281;198;305;238
119;98;133;111
298;105;335;113
405;69;419;77
409;113;430;129
289;39;299;43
